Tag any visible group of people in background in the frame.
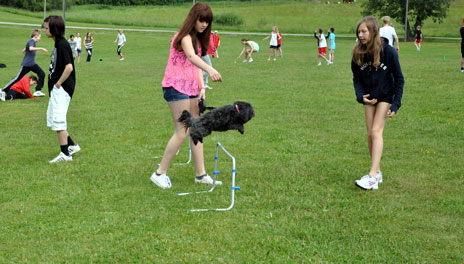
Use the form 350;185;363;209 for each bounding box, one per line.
314;27;336;65
236;26;283;63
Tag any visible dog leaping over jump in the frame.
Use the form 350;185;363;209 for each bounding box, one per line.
178;101;255;145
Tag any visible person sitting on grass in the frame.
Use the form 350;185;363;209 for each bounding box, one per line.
2;75;38;101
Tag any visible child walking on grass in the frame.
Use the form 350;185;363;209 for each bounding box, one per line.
151;2;223;189
44;16;80;163
414;25;422;51
351;16;404;190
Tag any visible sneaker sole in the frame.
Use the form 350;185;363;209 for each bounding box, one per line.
355;181;378;190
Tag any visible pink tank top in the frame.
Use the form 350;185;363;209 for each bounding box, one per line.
161;33;202;96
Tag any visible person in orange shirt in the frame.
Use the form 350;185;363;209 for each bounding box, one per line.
3;75;37;101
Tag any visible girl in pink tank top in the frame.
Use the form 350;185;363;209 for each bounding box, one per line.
151;2;223;190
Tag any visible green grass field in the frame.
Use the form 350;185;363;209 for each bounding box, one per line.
1;0;464;37
1;3;464;262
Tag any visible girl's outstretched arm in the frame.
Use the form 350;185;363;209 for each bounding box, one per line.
182;35;222;82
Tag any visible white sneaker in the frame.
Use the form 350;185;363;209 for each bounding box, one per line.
120;57;124;61
317;62;322;66
68;144;81;156
33;91;46;97
461;69;464;73
326;61;331;65
150;172;172;189
377;171;383;183
0;90;5;101
273;58;276;61
355;174;378;190
49;152;72;163
248;58;253;62
195;174;222;185
267;58;270;61
242;59;247;63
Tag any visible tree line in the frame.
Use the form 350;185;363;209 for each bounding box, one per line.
0;0;232;11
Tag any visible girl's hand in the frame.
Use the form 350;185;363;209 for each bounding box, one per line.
386;109;396;118
42;48;48;54
362;94;377;105
199;88;206;100
208;68;222;82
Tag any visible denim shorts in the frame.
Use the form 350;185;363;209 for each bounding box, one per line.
163;87;198;102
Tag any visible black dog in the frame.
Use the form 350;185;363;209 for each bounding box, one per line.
178;101;255;145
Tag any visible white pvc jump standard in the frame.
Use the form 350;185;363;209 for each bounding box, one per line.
174;135;192;165
176;142;240;212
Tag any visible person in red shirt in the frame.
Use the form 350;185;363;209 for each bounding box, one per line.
3;75;37;101
213;30;220;58
276;27;283;58
201;32;216;89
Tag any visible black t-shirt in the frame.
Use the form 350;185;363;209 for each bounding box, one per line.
461;27;464;44
48;38;76;97
416;30;422;40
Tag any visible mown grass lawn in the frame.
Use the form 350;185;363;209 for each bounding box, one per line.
0;9;463;263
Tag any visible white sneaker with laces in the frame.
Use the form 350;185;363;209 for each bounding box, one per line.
150;172;172;189
0;90;5;101
68;144;81;156
49;152;72;163
248;58;253;62
317;62;322;66
355;174;378;190
33;91;46;97
195;174;222;185
377;171;383;183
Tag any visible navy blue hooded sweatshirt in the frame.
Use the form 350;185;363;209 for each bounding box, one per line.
351;40;404;113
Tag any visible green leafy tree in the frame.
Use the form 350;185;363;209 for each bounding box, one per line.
361;0;451;40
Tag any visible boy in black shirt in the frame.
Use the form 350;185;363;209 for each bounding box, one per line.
44;16;80;163
461;18;464;72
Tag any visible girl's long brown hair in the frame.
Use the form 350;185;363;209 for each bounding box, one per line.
352;16;382;67
173;2;213;57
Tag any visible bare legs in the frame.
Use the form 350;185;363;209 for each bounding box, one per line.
364;102;390;177
157;98;206;177
318;53;330;64
57;130;69;145
267;48;277;60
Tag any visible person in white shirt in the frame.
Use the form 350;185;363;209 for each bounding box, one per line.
316;28;330;66
114;29;126;61
379;16;400;52
262;26;279;61
75;32;82;63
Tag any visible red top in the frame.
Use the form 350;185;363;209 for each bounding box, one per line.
277;33;282;45
207;33;215;55
11;76;34;98
213;34;220;48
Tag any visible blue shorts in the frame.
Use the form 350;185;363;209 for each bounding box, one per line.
77;49;82;54
163;87;198;102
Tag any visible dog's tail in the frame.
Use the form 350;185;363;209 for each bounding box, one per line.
178;110;194;128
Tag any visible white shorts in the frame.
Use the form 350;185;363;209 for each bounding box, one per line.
47;86;71;131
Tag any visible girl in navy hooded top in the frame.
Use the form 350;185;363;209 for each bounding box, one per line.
351;16;404;191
